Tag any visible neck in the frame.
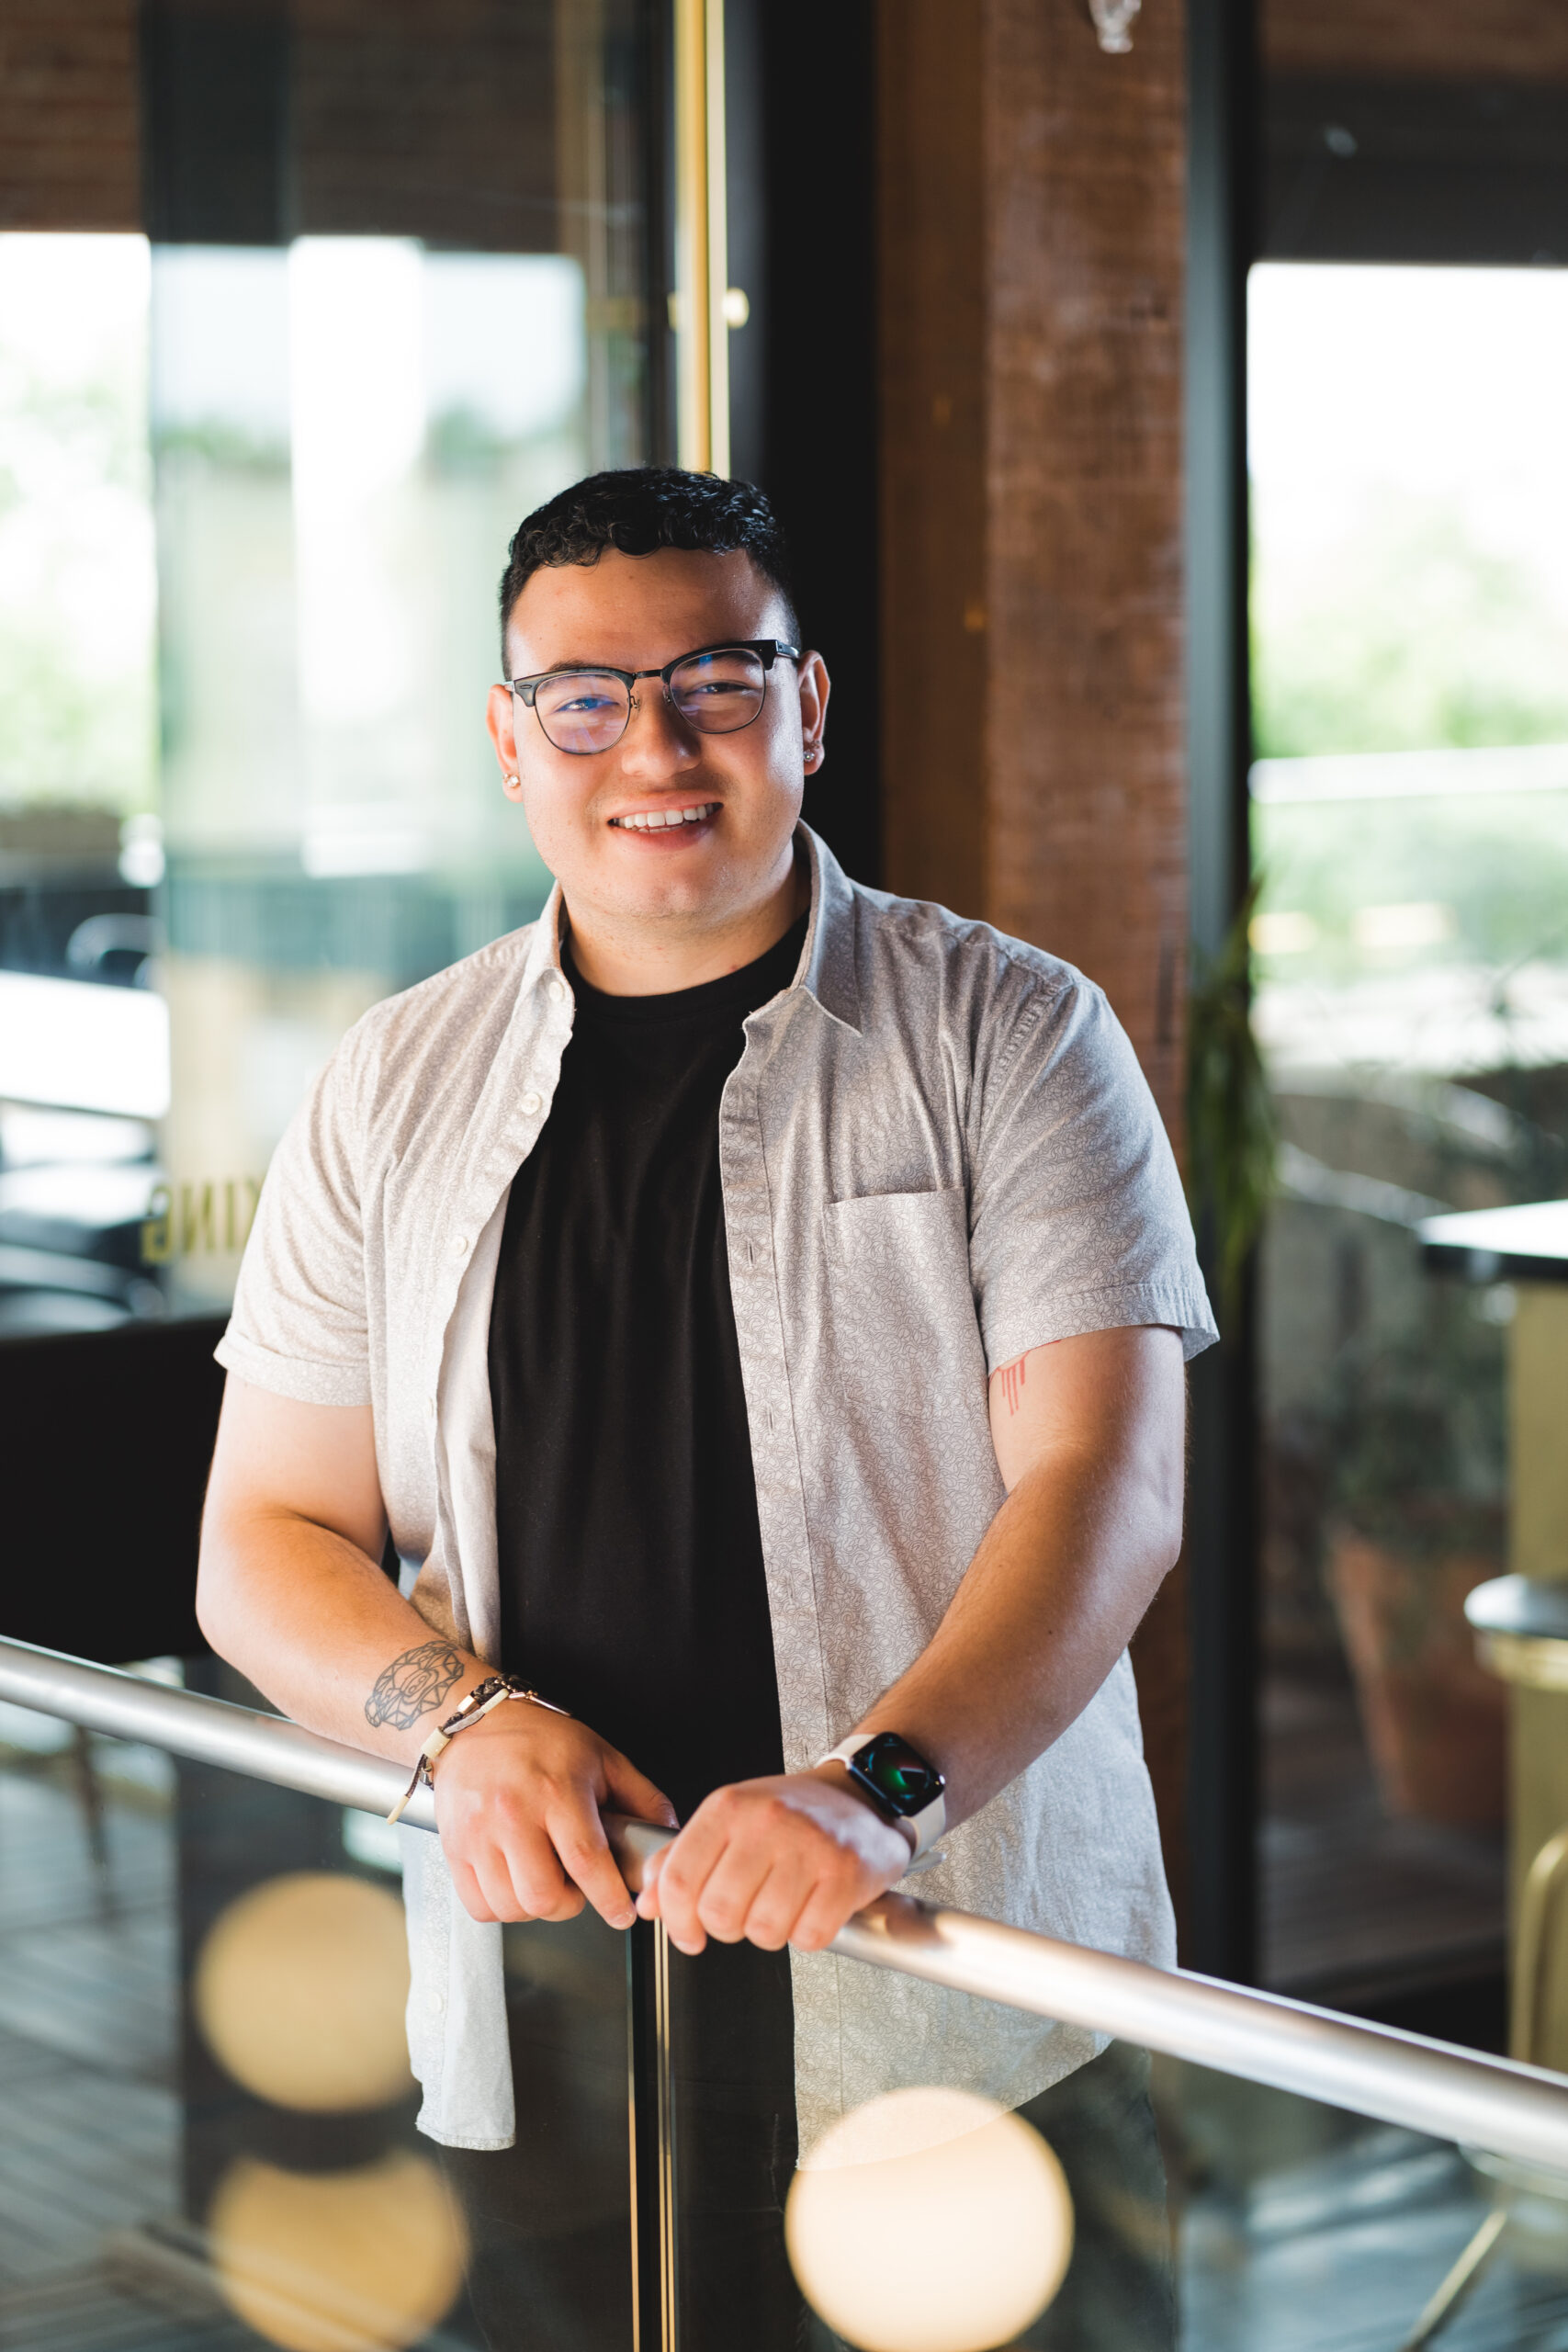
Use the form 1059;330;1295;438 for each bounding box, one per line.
562;849;808;997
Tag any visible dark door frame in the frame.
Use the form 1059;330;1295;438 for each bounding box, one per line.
1184;0;1261;1984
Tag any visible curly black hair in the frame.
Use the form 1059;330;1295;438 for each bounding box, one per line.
498;467;799;666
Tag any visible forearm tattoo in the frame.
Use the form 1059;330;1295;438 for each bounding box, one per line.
365;1640;465;1731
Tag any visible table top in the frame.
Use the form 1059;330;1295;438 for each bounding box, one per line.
1420;1200;1568;1284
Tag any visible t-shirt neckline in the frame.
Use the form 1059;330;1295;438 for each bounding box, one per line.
560;912;808;1030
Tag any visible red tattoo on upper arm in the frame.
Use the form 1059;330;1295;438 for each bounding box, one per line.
995;1354;1027;1416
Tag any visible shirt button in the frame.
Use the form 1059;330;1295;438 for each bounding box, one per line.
521;1091;542;1115
426;1394;438;1421
450;1233;469;1258
547;978;568;1006
427;1989;446;2016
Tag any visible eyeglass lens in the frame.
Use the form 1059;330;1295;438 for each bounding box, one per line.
532;648;768;754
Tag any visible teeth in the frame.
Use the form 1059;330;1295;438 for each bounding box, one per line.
613;803;718;831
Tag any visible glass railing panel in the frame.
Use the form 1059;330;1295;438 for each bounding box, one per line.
7;1642;1568;2352
1158;2052;1568;2352
455;1910;633;2347
658;1953;1568;2352
0;1672;634;2352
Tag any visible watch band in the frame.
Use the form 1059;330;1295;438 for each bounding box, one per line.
817;1733;947;1866
386;1674;570;1824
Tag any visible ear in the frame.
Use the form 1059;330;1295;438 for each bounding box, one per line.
797;651;830;767
487;684;525;797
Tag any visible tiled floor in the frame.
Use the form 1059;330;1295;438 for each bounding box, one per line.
0;1752;179;2306
0;1728;478;2352
0;1739;201;2351
1170;2098;1568;2351
1;1716;1565;2352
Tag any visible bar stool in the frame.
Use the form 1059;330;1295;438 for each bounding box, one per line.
1396;1575;1568;2348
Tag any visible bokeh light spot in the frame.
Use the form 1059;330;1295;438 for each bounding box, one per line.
209;2149;467;2352
786;2086;1074;2352
194;1870;412;2111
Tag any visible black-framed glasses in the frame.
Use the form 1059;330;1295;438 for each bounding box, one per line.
507;639;800;756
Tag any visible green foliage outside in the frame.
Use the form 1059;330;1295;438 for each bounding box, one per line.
1187;881;1277;1328
1254;794;1568;985
1249;490;1568;982
1252;488;1568;761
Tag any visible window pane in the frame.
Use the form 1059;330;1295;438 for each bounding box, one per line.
1249;262;1568;2019
0;0;660;1338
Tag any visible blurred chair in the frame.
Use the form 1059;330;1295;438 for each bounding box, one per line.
1397;1586;1568;2350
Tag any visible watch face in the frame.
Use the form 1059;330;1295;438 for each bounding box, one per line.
853;1733;943;1817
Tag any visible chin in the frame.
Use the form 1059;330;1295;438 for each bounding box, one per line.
596;842;739;910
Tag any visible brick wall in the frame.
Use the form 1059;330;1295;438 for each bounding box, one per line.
0;0;141;231
983;0;1188;1133
0;0;560;244
1263;0;1568;86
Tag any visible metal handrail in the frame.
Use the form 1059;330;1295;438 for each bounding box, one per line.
6;1633;1568;2178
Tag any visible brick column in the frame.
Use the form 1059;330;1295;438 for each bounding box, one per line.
879;0;1193;1917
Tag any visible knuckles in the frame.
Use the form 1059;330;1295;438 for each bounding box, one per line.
695;1894;747;1939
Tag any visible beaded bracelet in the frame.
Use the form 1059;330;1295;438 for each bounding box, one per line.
386;1673;570;1824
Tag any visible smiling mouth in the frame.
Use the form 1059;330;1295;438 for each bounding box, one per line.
608;802;720;832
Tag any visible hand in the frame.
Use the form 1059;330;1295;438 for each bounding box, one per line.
634;1769;912;1956
434;1702;677;1931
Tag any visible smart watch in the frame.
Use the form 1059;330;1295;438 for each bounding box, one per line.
817;1730;946;1864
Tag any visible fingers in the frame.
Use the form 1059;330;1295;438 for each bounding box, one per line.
602;1747;680;1832
691;1836;779;1947
447;1853;500;1924
549;1804;638;1932
739;1862;813;1951
434;1714;674;1933
639;1799;732;1953
637;1779;902;1956
641;1792;795;1955
494;1813;587;1923
440;1777;581;1923
789;1871;865;1953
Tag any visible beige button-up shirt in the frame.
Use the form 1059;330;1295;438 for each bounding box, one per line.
218;827;1216;2153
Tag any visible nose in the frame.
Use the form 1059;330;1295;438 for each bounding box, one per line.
617;685;701;777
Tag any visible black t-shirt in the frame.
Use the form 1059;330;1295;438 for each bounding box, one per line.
487;915;807;1826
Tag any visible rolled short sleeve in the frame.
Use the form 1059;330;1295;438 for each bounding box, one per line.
968;971;1218;1372
214;1034;373;1408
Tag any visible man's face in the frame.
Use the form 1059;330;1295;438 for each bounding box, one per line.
487;547;828;935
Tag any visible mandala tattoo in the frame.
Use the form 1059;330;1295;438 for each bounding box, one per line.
365;1640;465;1731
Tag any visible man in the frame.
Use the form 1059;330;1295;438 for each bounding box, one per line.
198;468;1216;2346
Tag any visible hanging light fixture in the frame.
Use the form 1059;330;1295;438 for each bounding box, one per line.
1089;0;1142;53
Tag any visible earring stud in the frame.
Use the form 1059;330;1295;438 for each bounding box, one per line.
504;774;519;786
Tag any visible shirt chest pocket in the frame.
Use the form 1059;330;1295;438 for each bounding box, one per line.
821;1188;989;1410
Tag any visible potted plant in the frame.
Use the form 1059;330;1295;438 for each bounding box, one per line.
1323;1367;1506;1829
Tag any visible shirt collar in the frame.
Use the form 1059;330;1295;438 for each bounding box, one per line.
519;877;570;999
793;823;863;1034
523;820;863;1035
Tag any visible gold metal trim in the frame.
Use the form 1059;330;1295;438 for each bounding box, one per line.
1475;1628;1568;1691
672;0;728;473
654;1919;679;2348
626;1933;641;2352
1513;1824;1568;2064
